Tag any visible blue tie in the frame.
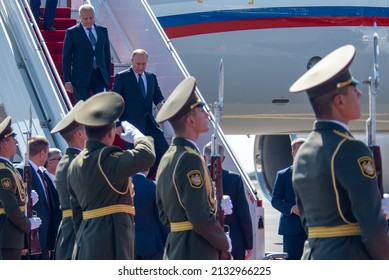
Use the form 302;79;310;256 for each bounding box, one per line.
87;28;97;69
138;74;146;97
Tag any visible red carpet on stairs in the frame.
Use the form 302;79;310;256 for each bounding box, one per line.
38;6;124;148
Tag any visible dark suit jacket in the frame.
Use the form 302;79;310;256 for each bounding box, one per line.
132;174;169;257
112;67;165;133
222;169;253;259
43;171;61;250
271;166;305;236
62;23;111;88
16;163;51;251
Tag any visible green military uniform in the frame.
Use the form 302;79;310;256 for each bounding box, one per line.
0;159;30;253
53;147;81;259
155;77;229;260
156;138;229;259
67;92;156;260
290;45;389;259
68;139;155;259
293;122;389;259
0;117;30;259
51;101;84;260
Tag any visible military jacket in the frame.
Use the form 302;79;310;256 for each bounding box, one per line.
68;138;155;260
156;137;229;260
0;158;30;250
293;121;389;259
54;147;81;260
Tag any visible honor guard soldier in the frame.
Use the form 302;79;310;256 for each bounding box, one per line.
68;91;155;260
50;101;86;260
0;117;41;259
290;45;389;259
155;77;231;260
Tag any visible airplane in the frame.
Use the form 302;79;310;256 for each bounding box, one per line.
147;0;389;199
1;0;388;259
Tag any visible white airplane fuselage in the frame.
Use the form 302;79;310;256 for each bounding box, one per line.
149;0;389;195
149;0;389;134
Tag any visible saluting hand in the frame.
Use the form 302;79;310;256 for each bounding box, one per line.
120;121;145;143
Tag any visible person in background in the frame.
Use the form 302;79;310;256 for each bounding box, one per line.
271;138;307;260
0;117;41;259
203;141;253;260
42;147;62;259
62;3;111;102
112;49;168;179
16;135;51;260
290;44;389;259
50;101;87;260
133;169;169;260
155;77;231;260
30;0;58;31
68;91;155;259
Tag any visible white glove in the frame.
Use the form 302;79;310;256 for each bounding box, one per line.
31;190;39;206
29;217;42;230
120;121;145;143
225;233;232;253
220;195;233;215
382;193;389;219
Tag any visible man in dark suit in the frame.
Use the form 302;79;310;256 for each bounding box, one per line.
0;117;41;259
290;45;389;259
16;135;52;260
62;3;111;102
133;170;169;260
112;49;168;179
271;138;307;260
203;142;253;260
30;0;58;31
50;101;87;260
43;148;62;258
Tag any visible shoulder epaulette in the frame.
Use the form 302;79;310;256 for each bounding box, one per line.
184;146;198;155
333;130;353;140
109;151;123;158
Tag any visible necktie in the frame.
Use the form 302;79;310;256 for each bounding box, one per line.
37;169;49;201
87;28;98;69
138;74;146;97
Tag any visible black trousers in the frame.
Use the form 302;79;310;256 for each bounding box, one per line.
74;68;108;101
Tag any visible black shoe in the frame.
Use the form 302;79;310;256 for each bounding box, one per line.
43;24;56;31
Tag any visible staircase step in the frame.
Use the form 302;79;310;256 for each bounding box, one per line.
46;42;64;54
54;62;63;76
41;30;65;42
51;54;62;63
40;7;71;18
39;18;76;31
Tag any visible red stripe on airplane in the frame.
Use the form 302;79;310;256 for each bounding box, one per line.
164;16;389;38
